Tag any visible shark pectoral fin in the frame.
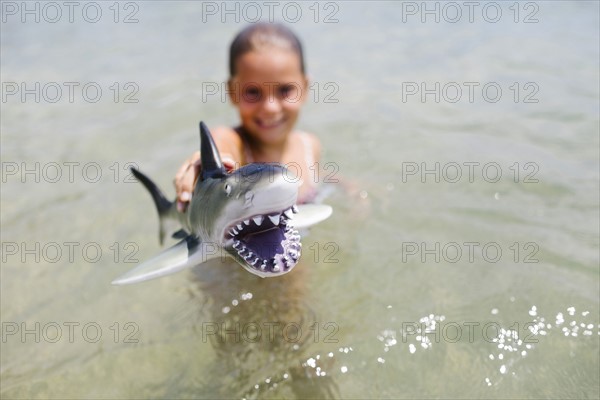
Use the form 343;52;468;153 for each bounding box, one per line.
171;229;189;240
111;236;202;285
291;204;333;229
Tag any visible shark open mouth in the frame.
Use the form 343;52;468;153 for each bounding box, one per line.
225;205;301;274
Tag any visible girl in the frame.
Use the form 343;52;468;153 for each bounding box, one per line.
175;23;321;212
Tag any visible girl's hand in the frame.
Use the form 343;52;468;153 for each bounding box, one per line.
174;151;201;212
174;151;236;212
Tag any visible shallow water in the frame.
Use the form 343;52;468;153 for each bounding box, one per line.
1;1;599;399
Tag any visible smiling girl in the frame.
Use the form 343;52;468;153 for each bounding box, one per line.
175;23;321;212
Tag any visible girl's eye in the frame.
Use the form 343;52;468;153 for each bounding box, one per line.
279;85;297;100
243;86;261;103
224;184;232;196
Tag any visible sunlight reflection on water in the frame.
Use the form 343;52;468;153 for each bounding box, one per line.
1;1;598;399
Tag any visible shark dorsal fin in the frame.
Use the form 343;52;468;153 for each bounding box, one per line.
199;121;226;181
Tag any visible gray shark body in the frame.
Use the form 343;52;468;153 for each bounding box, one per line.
112;122;304;285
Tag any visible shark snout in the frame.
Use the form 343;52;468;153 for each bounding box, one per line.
216;163;301;277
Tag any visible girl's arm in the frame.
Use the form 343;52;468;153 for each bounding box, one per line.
173;127;241;212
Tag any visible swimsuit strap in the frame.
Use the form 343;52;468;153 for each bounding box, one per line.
299;131;315;168
236;128;254;164
243;140;254;164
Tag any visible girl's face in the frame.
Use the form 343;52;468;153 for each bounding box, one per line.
228;49;308;145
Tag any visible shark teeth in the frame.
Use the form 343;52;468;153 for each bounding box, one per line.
233;233;301;272
268;214;280;225
227;206;297;238
228;205;301;273
283;209;294;219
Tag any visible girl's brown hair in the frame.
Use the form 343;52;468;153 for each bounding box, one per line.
229;22;305;77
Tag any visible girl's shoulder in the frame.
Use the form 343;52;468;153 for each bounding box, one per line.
210;125;245;163
211;125;242;144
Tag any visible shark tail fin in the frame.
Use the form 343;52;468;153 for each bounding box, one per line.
130;167;172;245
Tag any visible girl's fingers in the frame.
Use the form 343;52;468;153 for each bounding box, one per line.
175;153;235;213
222;156;236;172
175;152;200;212
176;169;194;212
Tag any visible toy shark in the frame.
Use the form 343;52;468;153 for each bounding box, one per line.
112;122;332;285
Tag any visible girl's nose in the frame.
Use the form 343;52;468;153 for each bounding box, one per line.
262;94;282;113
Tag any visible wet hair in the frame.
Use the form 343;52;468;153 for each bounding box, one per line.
229;22;305;77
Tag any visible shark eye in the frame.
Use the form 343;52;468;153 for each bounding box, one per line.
224;183;232;196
